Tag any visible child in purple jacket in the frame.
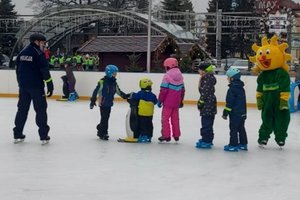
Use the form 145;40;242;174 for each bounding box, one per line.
158;58;185;142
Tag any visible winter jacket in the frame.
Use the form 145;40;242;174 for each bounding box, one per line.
198;73;217;116
132;90;158;116
16;43;51;89
225;79;247;118
158;68;185;108
91;76;124;107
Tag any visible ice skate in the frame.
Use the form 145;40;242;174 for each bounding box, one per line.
41;136;50;145
195;140;212;149
158;136;171;142
258;140;267;149
174;137;179;142
277;141;285;150
14;135;26;144
195;139;213;149
98;134;109;140
238;144;248;151
138;136;151;143
224;145;238;152
68;92;78;102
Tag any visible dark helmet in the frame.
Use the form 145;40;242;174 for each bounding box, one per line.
29;33;46;43
198;62;211;71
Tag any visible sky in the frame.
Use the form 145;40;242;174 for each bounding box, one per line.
11;0;208;15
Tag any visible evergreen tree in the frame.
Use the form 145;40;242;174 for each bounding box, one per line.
206;0;256;59
161;0;194;29
0;0;17;56
137;0;149;10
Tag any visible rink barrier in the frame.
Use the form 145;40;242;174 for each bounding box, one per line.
0;94;258;107
0;69;294;107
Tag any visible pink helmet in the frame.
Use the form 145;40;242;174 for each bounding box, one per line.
163;58;178;69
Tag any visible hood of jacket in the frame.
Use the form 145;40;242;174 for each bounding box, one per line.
164;68;184;85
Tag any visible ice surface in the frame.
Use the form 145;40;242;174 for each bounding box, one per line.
0;98;300;200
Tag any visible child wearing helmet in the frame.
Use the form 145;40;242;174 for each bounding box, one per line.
158;57;185;142
195;62;217;149
89;64;128;140
121;78;157;143
222;67;248;152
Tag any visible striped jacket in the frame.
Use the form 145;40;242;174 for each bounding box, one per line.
158;68;185;108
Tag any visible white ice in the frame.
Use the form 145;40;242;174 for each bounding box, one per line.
0;98;300;200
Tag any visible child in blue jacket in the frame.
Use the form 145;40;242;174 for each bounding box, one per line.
222;67;248;152
131;78;157;142
90;64;127;140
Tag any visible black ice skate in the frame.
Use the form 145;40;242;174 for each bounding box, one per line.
258;140;267;148
41;136;50;145
97;133;109;140
277;141;285;150
158;136;171;142
14;135;26;144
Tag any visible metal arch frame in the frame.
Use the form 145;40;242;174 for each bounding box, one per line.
9;7;168;66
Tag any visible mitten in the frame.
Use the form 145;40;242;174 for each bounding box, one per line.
179;101;184;108
256;97;263;110
222;109;229;120
157;101;162;108
197;99;204;110
90;97;96;109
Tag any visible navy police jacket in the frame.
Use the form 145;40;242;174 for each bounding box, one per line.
16;43;51;89
225;79;247;118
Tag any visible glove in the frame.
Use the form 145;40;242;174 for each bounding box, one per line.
120;91;130;99
222;109;229;120
256;97;263;110
46;80;54;97
157;101;162;108
279;99;289;110
90;97;96;109
197;99;204;110
179;101;184;108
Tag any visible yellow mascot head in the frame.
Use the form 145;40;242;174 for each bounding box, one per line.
249;35;292;74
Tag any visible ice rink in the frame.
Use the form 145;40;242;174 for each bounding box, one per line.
1;98;300;200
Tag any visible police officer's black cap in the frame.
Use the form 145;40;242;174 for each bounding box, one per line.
198;62;211;71
29;33;46;42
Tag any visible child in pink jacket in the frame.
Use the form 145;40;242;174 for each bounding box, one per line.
158;58;185;142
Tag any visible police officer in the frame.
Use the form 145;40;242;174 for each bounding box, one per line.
13;33;54;145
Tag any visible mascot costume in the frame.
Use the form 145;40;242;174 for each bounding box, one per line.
249;35;292;148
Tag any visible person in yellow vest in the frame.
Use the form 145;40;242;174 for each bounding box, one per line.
83;54;89;71
87;55;95;71
73;54;83;71
59;54;65;70
49;55;58;69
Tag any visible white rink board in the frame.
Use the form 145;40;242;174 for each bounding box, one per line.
0;70;297;104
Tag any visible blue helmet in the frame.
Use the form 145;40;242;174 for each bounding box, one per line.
105;64;119;77
226;67;241;79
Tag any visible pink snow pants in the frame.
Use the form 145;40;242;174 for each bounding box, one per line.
161;107;181;138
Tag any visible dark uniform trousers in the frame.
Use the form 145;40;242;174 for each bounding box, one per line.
97;106;111;136
13;88;50;140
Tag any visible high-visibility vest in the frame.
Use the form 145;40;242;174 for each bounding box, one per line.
59;56;65;64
